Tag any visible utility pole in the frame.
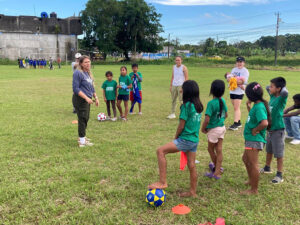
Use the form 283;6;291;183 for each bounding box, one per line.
274;12;281;66
168;33;170;59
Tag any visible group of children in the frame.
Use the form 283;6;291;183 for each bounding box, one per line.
149;74;300;196
18;57;55;69
101;63;143;121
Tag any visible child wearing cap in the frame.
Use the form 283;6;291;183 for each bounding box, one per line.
227;56;249;131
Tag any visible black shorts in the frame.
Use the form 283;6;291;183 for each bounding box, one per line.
117;94;129;101
230;94;244;100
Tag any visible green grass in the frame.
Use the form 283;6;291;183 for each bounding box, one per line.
0;65;299;224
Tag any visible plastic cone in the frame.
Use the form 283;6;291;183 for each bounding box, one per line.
172;204;191;215
72;120;78;124
215;218;225;225
180;152;187;170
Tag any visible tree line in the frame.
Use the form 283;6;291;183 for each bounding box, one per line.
80;0;300;60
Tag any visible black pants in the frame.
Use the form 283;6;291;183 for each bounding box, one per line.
72;94;90;137
106;100;116;117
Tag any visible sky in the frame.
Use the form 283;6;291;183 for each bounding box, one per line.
1;0;300;44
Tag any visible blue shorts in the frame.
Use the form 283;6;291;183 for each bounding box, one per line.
173;138;198;152
117;94;129;101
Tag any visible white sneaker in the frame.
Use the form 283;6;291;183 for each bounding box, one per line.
167;113;176;119
111;117;117;122
106;116;111;121
78;140;94;147
290;139;300;145
138;112;142;115
285;135;294;139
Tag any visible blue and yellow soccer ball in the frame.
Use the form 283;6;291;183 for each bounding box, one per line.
145;189;166;207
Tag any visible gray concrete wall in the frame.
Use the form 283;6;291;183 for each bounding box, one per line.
0;32;77;60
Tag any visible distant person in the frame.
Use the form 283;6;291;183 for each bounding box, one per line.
72;55;99;147
284;94;300;145
201;80;228;180
49;57;53;70
29;58;33;68
25;57;29;68
17;58;21;68
33;59;36;69
72;53;82;72
167;56;188;119
148;80;203;198
242;82;270;195
260;77;288;184
57;57;61;69
102;71;118;121
129;63;143;115
116;66;132;121
72;53;82;114
227;56;249;131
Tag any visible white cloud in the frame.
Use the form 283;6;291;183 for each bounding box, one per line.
150;0;269;6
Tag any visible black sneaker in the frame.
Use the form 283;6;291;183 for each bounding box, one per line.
237;120;242;128
229;123;239;130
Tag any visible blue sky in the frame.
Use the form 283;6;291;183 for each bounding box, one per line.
1;0;300;44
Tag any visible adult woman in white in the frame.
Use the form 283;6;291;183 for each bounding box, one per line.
167;56;188;119
228;56;249;130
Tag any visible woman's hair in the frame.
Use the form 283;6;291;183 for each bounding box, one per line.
246;82;271;129
105;71;113;77
120;66;127;72
210;80;225;118
182;80;203;113
78;55;94;80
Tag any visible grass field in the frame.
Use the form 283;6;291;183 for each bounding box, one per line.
0;65;299;224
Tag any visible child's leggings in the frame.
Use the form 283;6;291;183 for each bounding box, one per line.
106;100;116;117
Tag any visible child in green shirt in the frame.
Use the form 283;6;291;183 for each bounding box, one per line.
260;77;288;184
116;66;132;121
242;82;271;195
148;80;203;198
102;71;118;121
201;80;228;180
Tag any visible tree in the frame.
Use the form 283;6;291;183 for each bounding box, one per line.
81;0;120;60
81;0;163;60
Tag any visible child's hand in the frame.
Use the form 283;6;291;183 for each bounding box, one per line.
201;128;208;134
246;100;252;108
117;85;121;89
104;98;107;102
252;128;259;136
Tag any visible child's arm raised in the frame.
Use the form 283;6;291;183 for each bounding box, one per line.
252;120;268;136
175;119;186;139
201;115;210;134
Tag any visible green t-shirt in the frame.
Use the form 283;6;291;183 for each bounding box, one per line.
118;75;132;95
205;98;228;129
244;102;268;143
179;102;202;143
102;80;117;100
129;72;142;91
269;93;288;131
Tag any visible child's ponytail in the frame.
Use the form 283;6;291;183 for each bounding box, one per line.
218;98;223;118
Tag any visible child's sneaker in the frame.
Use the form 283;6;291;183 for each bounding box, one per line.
122;117;127;121
285;135;293;139
259;166;272;174
228;122;239;130
138;112;142;115
111;117;117;122
106;116;111;121
271;176;284;184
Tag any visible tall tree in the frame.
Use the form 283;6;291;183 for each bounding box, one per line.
81;0;163;60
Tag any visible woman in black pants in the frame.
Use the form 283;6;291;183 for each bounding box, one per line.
72;55;99;147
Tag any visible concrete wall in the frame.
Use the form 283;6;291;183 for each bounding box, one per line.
0;32;78;60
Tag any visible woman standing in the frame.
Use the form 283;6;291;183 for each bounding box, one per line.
72;55;99;147
228;56;249;131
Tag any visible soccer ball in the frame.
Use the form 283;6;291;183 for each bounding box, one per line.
145;189;166;207
97;113;106;121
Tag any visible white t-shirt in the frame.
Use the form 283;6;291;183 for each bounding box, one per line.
230;67;249;95
71;62;78;73
172;65;185;86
